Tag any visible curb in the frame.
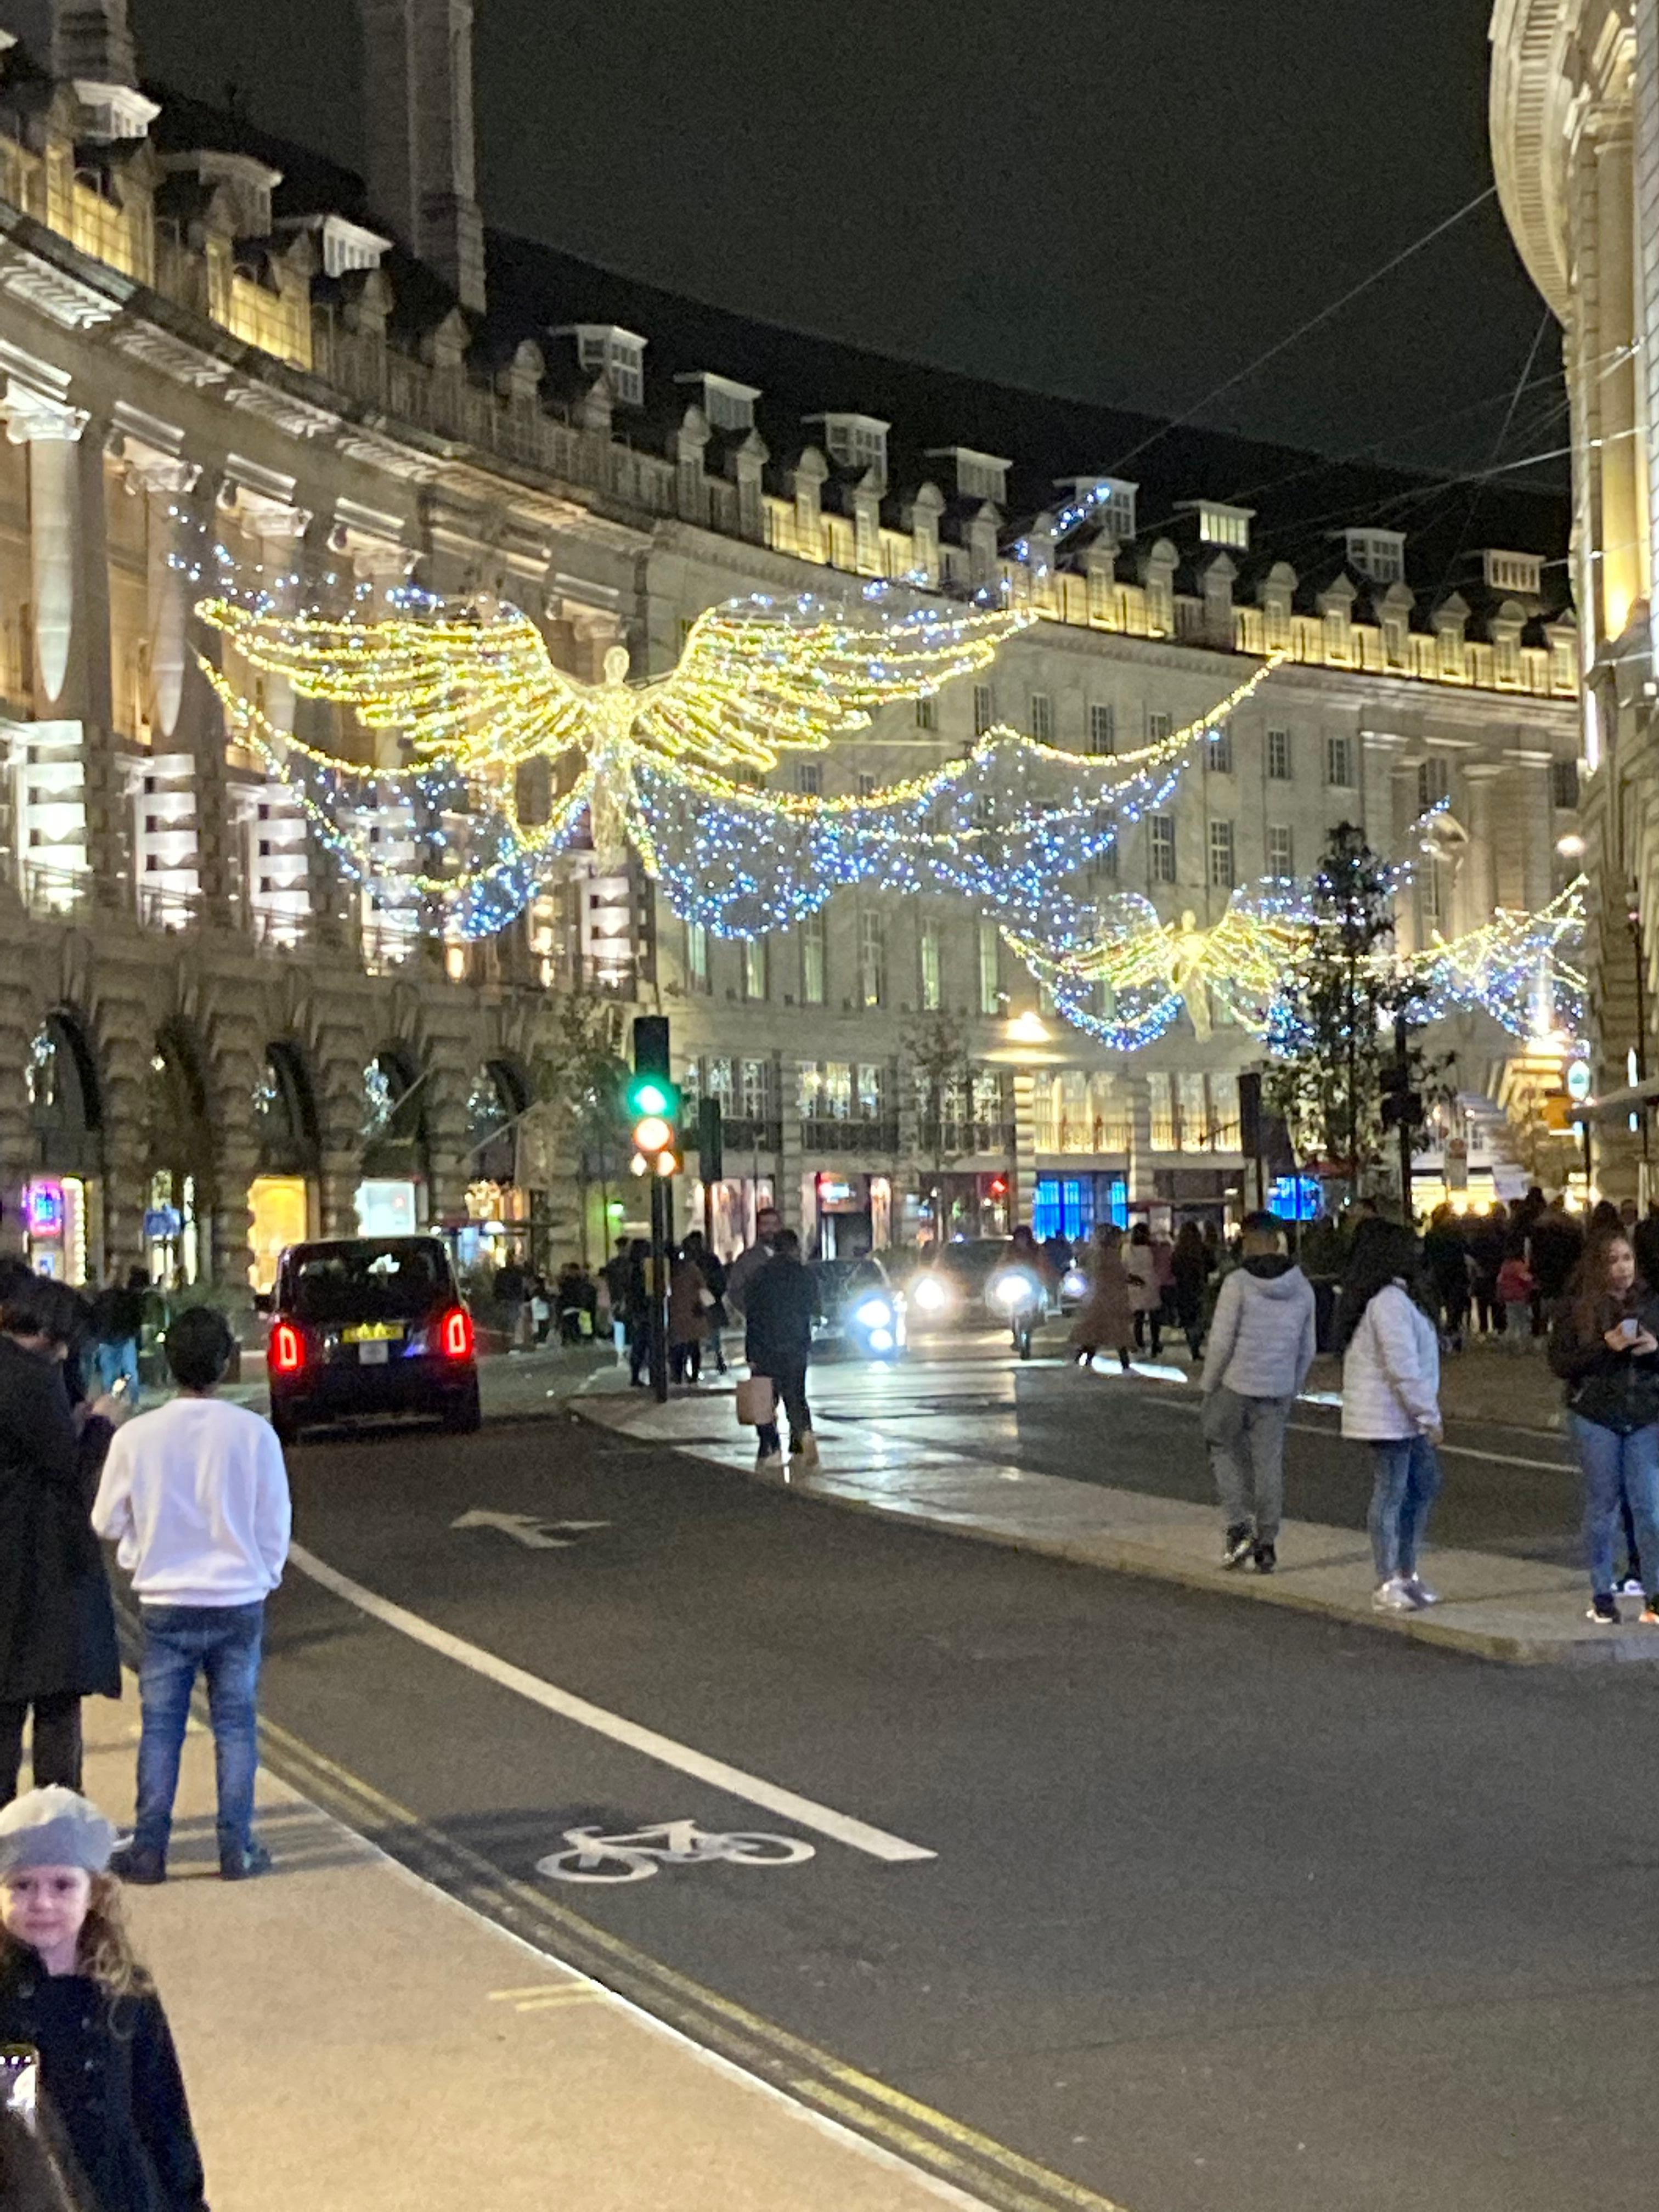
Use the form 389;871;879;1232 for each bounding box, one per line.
566;1398;1640;1671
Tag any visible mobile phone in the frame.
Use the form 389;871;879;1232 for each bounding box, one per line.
1;2043;39;2130
108;1374;133;1401
1621;1317;1640;1343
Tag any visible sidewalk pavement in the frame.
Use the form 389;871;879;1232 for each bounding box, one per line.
79;1701;984;2212
574;1366;1632;1669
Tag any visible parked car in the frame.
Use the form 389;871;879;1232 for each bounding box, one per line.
267;1235;480;1444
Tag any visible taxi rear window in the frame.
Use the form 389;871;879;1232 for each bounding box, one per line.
285;1242;452;1322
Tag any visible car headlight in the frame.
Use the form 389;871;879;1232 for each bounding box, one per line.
868;1327;894;1352
911;1274;951;1314
1062;1268;1087;1299
854;1297;893;1329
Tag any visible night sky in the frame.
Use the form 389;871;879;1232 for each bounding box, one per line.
110;0;1557;476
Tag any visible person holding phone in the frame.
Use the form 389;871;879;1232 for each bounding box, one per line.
1549;1231;1659;1624
1335;1221;1446;1612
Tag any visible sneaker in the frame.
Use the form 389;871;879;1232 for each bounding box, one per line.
219;1841;274;1881
1373;1577;1415;1612
1587;1595;1621;1625
1402;1576;1440;1607
791;1432;820;1468
1622;1576;1646;1597
109;1843;166;1886
1253;1541;1277;1575
1641;1601;1659;1627
757;1449;784;1472
1222;1523;1255;1570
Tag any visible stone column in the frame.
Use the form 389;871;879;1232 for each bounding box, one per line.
1011;1068;1039;1228
1593;121;1645;642
1459;764;1503;937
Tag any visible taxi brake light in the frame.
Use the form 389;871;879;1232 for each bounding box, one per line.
270;1319;304;1374
442;1306;473;1360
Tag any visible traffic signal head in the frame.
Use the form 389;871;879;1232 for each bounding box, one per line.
623;1069;681;1173
623;1071;677;1121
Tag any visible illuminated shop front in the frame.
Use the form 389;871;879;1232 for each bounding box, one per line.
803;1172;892;1260
22;1011;103;1284
357;1051;429;1237
145;1026;215;1286
248;1045;320;1291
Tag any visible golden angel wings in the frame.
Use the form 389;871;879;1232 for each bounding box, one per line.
194;591;1031;780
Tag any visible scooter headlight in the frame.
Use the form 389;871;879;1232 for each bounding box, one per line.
854;1297;894;1330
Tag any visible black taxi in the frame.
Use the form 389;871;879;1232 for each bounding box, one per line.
266;1235;480;1445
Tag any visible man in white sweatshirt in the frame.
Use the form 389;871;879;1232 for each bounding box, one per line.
1200;1212;1318;1575
92;1306;291;1883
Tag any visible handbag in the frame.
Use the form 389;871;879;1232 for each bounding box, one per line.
734;1375;775;1426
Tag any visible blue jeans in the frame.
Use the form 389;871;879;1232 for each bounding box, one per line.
1367;1435;1443;1582
94;1337;139;1396
1570;1415;1659;1598
134;1602;265;1859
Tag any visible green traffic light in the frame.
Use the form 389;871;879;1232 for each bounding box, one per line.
623;1072;678;1120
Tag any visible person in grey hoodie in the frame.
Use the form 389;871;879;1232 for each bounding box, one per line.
1199;1212;1317;1573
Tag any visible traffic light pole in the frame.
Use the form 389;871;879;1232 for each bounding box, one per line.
648;1173;670;1402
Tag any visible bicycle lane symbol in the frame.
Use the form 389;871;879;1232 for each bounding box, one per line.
536;1819;817;1884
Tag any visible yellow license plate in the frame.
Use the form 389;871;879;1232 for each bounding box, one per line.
342;1322;402;1344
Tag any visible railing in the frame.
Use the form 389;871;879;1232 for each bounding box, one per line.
800;1117;900;1155
918;1120;1015;1159
719;1118;782;1155
135;881;202;933
19;862;92;919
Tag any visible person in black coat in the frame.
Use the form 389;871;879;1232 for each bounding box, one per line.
743;1229;822;1467
0;1285;122;1807
0;1787;207;2212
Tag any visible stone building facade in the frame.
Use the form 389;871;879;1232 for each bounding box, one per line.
1491;0;1659;1187
0;0;1584;1295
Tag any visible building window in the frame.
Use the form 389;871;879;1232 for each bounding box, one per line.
1208;1070;1241;1149
1090;703;1116;755
1326;732;1356;788
1208;819;1235;890
1147;1070;1176;1152
1421;860;1444;930
1208;726;1234;775
800;910;826;1005
1179;1071;1209;1153
1417;757;1449;814
1266;727;1290;781
920;918;941;1010
738;1058;771;1119
1266;825;1294;879
1150;815;1177;884
857;772;877;799
1148;710;1172;745
1029;692;1054;743
1551;758;1580;811
915;695;938;732
795;761;823;797
685;919;709;990
743;935;767;1001
859;910;886;1008
978;919;1002;1015
973;684;995;736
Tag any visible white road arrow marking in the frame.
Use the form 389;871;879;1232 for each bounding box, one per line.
450;1510;609;1549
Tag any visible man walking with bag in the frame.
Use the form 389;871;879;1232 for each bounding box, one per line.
742;1228;821;1471
92;1306;290;1882
1200;1211;1316;1574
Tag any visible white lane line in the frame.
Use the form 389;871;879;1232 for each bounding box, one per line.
286;1542;935;1866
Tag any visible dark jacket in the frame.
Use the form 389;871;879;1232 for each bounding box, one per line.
1528;1212;1585;1302
743;1255;820;1374
0;1337;120;1703
1549;1289;1659;1435
89;1288;145;1346
0;1952;207;2212
1421;1224;1468;1298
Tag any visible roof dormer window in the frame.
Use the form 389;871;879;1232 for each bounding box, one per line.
1058;476;1137;544
927;447;1011;505
1482;549;1543;595
809;413;889;488
675;371;760;433
1192;500;1253;551
558;324;647;407
1342;528;1406;584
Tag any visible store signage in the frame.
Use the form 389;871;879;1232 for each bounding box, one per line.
143;1206;182;1240
26;1182;63;1235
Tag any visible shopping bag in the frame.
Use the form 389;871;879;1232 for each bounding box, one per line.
734;1375;775;1425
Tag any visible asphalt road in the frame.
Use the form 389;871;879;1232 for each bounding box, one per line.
255;1344;1655;2212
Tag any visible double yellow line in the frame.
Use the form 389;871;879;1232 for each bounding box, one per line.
259;1713;1133;2212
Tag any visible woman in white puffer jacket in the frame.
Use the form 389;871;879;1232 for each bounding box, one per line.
1337;1221;1444;1613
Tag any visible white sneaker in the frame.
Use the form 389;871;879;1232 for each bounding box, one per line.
757;1450;784;1472
790;1432;820;1468
1403;1576;1439;1607
1372;1577;1415;1612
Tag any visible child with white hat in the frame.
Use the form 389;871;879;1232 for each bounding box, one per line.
0;1787;206;2211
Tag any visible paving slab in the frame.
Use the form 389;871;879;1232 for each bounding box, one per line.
74;1706;988;2211
575;1375;1636;1669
